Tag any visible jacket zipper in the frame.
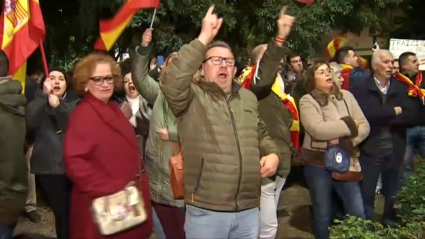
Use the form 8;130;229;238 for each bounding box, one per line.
192;157;205;203
156;142;164;201
226;95;243;211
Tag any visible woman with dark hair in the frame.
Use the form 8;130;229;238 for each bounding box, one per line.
299;61;370;239
26;67;80;239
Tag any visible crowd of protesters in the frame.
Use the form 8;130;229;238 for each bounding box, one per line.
0;5;424;239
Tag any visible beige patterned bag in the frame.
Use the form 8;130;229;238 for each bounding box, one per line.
91;184;147;236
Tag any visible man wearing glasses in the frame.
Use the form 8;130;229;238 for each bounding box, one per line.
159;6;294;239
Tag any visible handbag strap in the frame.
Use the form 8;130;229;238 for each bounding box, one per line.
342;99;350;116
172;142;181;156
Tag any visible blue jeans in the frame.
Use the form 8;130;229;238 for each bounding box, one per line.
0;224;15;239
185;205;260;239
360;149;402;226
304;164;365;239
404;126;425;179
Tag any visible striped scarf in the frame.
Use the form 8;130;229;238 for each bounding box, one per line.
237;64;300;149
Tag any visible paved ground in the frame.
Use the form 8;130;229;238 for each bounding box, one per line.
14;183;384;239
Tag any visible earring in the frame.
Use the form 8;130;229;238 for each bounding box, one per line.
84;87;88;92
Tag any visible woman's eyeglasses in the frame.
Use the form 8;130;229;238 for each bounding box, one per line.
89;75;117;86
316;69;332;75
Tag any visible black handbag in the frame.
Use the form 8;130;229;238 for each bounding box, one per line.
322;100;351;173
325;144;350;173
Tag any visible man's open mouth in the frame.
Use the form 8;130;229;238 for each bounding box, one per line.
218;73;227;79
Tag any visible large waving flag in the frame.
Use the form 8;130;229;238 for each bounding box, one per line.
325;35;368;69
0;0;46;92
325;35;348;58
94;0;160;51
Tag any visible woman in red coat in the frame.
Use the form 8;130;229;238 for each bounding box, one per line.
64;53;153;239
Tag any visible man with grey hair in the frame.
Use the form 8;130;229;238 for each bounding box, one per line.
350;49;415;227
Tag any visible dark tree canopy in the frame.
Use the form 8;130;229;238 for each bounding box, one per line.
28;0;420;72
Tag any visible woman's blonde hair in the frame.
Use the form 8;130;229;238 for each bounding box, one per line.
73;53;121;95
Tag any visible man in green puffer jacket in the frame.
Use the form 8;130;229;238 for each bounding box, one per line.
0;50;28;238
160;6;291;239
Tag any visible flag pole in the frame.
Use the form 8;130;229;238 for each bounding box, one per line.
150;8;157;28
39;39;49;76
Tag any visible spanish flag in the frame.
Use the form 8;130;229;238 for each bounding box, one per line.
94;0;159;51
325;35;348;58
395;71;425;104
0;0;46;93
238;65;300;149
325;35;368;69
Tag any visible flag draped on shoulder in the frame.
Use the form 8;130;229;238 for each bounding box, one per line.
0;0;46;92
395;71;425;104
94;0;160;51
237;65;300;150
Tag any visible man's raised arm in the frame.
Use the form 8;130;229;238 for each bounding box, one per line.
159;40;204;116
160;5;223;117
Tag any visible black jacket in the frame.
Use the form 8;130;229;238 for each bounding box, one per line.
351;76;416;168
402;72;425;127
26;90;80;174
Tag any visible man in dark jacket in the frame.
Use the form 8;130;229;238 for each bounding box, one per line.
395;52;425;179
0;50;28;238
335;46;371;90
351;49;416;227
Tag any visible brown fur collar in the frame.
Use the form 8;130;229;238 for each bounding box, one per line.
310;83;343;106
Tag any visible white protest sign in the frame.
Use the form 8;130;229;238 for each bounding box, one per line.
389;38;425;70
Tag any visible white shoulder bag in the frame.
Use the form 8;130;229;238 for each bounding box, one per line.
91;182;147;235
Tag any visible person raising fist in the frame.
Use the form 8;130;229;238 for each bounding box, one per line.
160;5;284;239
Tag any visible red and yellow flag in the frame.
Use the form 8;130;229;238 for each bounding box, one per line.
238;66;300;149
325;35;368;69
395;71;425;104
94;0;159;51
325;35;348;58
358;56;368;68
0;0;46;92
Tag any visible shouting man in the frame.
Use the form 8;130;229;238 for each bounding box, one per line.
160;6;281;239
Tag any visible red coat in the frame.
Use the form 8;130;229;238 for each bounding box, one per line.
64;92;153;239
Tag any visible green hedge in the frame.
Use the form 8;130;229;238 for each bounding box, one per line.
330;163;425;239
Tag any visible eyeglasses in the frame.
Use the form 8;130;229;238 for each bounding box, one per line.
203;56;235;67
89;75;117;86
316;69;332;75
